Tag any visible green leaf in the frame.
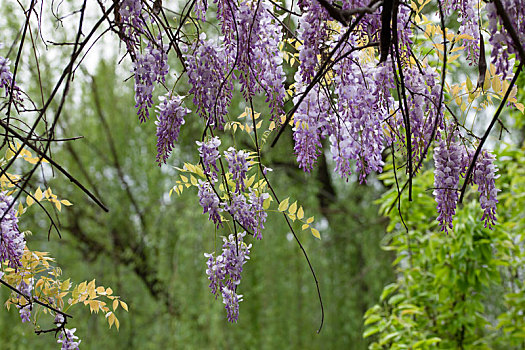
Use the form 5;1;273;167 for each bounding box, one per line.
363;326;380;338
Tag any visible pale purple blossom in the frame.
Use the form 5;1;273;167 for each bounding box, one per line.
133;39;169;122
155;93;189;164
196;137;221;180
57;328;81;350
0;192;25;268
433;137;464;233
204;232;251;322
197;180;223;227
471;150;500;229
224;147;249;193
0;46;23;104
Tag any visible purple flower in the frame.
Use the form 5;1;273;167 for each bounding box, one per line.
196;137;221;180
293;77;330;172
222;287;243;323
57;328;81;350
185;34;233;129
133;39;169;122
433;136;464;233
118;0;146;53
0;192;25;268
205;252;226;296
155;93;189;164
329;41;393;182
227;193;256;232
204;232;251;322
471;150;500;229
0;46;23;104
16;275;33;323
197;180;223;226
224;147;249;193
487;0;524;77
248;190;269;239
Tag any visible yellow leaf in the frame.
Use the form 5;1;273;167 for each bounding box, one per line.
288;201;297;215
120;300;129;312
483;74;491;91
26;195;34;206
302;224;309;230
55;200;62;212
492;76;501;92
263;196;272;210
288;213;296;222
115;317;120;330
61;199;73;206
306;216;314;224
17;202;24;216
311;228;321;239
515;103;524;113
34;187;43;201
108;312;115;328
190;175;198;186
297;206;304;220
466;76;473;92
96;286;106;294
278;198;290;212
113;299;119;311
106;287;113;295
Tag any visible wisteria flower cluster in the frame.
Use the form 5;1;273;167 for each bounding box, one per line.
197;137;221;180
433;136;464;234
57;328;81;350
487;0;524;77
0;45;23;104
118;0;146;53
433;136;500;233
0;192;25;268
224;147;249;193
205;232;251;322
155;93;189;164
133;39;169;122
184;34;233;129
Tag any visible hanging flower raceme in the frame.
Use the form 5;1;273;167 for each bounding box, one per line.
224;147;249;193
0;192;25;268
297;0;330;84
155;93;189;164
471;150;500;229
433;136;464;233
234;0;286;117
400;66;444;172
248;190;269;240
205;232;251;322
118;0;146;53
197;180;223;227
446;0;480;63
293;73;332;173
16;275;33;323
57;328;81;350
185;34;233;130
0;45;23;104
487;0;524;77
133;39;169;122
197;137;221;181
330;43;388;183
